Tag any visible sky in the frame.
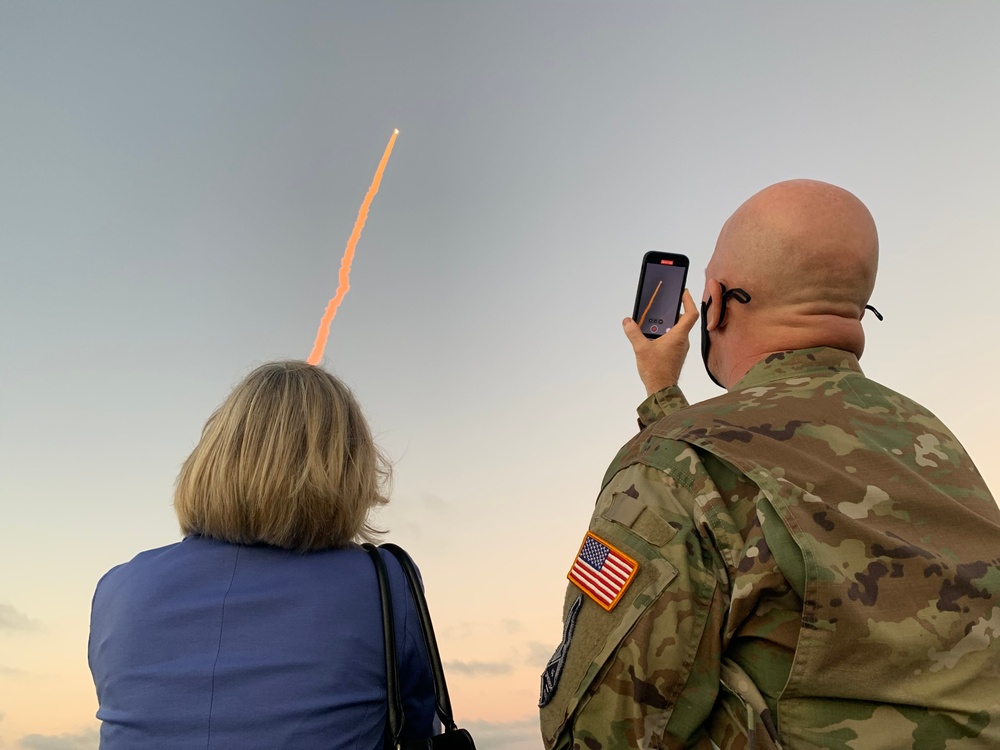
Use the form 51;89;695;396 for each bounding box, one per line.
2;2;999;748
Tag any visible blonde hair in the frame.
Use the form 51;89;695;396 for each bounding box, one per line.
174;361;390;551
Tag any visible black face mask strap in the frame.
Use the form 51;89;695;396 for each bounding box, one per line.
718;286;752;323
701;285;753;389
865;304;884;321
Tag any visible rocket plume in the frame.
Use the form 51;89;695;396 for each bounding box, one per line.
307;129;399;365
639;280;662;327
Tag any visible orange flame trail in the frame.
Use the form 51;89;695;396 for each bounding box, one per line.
307;128;399;365
639;280;662;327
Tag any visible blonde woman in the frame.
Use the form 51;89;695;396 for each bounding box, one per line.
88;361;436;748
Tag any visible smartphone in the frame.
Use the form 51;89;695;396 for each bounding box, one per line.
631;252;690;338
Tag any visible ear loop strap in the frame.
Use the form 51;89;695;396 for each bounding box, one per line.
718;286;752;321
721;287;751;309
865;304;884;321
701;285;753;390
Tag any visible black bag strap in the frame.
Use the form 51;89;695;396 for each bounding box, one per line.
363;543;405;748
365;543;477;750
380;543;458;732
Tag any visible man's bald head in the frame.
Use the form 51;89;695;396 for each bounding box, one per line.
711;180;878;315
703;180;880;386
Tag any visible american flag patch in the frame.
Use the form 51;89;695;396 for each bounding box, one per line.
568;532;639;611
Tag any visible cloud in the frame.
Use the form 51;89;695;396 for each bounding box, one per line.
0;665;26;678
443;659;512;676
0;604;43;633
18;728;99;750
439;619;523;640
419;493;452;512
438;621;479;640
525;640;556;667
461;718;540;749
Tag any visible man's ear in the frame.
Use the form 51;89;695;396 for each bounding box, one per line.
704;278;724;332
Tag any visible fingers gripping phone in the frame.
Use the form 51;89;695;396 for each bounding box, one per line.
632;252;690;338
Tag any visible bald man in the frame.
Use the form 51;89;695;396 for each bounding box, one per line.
539;181;1000;749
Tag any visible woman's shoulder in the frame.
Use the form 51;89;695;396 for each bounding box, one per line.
94;540;185;591
93;537;259;604
94;538;423;609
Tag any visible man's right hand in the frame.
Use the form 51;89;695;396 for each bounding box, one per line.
622;289;699;397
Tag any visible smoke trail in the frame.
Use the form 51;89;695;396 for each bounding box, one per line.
307;129;399;365
639;280;662;328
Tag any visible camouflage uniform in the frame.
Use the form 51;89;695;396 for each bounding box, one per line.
539;347;1000;749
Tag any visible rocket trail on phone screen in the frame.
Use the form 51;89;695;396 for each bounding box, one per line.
633;253;689;338
638;281;662;327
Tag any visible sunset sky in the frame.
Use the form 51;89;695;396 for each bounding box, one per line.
2;3;999;749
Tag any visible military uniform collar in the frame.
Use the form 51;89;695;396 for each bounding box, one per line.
732;347;863;391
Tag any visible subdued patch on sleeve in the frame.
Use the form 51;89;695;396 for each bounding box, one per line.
539;593;583;707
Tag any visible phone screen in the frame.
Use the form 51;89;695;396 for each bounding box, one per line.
632;252;689;338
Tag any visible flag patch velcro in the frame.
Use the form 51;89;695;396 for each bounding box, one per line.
567;532;638;611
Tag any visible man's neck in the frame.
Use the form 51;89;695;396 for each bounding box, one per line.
723;319;865;388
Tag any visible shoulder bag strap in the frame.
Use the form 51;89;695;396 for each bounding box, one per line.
363;543;405;748
380;542;458;733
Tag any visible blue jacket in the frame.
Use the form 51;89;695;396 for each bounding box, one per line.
89;536;437;749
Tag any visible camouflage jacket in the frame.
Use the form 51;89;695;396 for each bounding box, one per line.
539;347;1000;749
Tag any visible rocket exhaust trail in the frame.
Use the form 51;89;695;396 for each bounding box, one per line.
638;280;662;329
307;129;399;365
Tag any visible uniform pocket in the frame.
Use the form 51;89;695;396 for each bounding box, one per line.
602;492;679;549
540;556;679;748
